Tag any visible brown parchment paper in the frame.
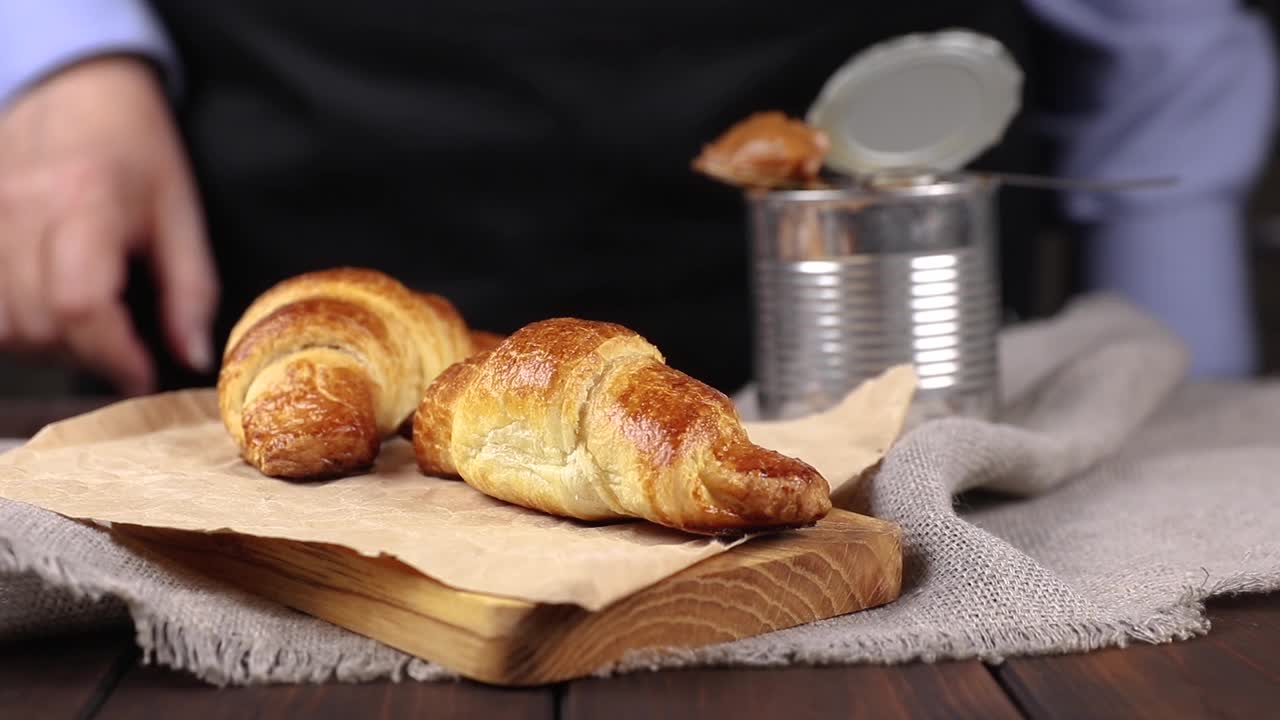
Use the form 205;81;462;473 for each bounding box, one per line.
0;366;915;611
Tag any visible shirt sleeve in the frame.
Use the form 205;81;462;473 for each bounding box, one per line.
0;0;179;110
1022;0;1278;377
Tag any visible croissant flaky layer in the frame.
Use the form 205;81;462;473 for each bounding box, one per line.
413;318;832;534
218;267;473;479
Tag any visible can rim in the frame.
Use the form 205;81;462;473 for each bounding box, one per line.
748;172;994;205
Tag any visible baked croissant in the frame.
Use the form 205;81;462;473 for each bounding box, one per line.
468;329;506;353
412;318;832;534
219;267;472;479
396;326;507;441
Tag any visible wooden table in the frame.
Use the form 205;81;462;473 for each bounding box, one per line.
3;398;1278;719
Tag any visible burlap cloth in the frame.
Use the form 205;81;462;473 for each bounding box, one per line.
1;294;1277;685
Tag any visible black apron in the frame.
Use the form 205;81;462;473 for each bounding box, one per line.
129;0;1047;394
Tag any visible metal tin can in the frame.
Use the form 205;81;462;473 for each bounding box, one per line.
747;172;1001;421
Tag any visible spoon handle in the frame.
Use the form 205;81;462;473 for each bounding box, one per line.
979;172;1179;193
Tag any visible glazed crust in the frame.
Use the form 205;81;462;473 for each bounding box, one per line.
218;268;472;479
412;318;832;534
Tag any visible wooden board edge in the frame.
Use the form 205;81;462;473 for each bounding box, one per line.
111;509;902;686
498;511;903;684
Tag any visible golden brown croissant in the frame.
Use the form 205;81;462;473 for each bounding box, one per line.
219;267;472;479
396;327;508;441
411;292;506;355
412;318;832;534
468;329;506;353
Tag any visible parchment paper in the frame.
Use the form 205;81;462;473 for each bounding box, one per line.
0;366;914;611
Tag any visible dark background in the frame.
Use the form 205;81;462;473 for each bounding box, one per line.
3;4;1280;398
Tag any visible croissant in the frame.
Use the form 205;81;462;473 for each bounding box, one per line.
468;329;506;353
396;327;507;441
219;267;472;479
412;318;832;534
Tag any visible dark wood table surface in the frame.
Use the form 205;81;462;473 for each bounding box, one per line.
2;398;1277;719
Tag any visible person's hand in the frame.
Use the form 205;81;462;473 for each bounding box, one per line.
0;55;218;395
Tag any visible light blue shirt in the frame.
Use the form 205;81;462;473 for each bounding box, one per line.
0;0;176;100
1;0;1275;378
1022;0;1277;378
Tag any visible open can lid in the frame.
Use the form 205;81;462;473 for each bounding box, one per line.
806;29;1023;176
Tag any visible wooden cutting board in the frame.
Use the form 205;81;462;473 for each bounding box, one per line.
112;508;902;686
